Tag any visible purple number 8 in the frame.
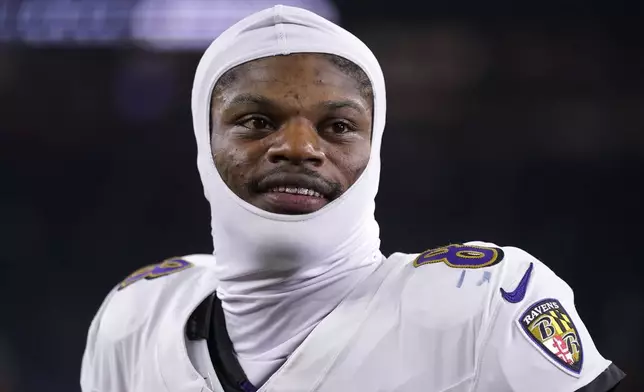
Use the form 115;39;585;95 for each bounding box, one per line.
413;244;504;269
118;258;193;290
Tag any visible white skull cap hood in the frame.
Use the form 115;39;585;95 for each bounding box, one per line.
191;5;386;288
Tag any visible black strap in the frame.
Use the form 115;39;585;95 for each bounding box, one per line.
186;293;257;392
575;363;625;392
209;295;257;392
186;293;215;340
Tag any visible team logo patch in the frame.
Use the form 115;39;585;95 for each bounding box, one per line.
518;298;583;376
413;244;504;269
118;258;192;290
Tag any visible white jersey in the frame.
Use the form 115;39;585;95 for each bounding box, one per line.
80;242;623;392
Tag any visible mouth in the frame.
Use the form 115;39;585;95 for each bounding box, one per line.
266;186;325;198
253;173;339;215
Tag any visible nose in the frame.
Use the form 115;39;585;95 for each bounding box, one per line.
267;118;325;166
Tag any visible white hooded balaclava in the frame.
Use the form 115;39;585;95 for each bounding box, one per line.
191;5;386;386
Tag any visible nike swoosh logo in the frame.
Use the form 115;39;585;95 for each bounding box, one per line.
500;262;534;303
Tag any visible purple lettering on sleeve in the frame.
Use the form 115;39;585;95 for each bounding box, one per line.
414;244;504;269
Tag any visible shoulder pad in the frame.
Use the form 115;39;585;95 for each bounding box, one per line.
117;254;214;290
390;243;502;326
97;254;216;341
395;242;536;325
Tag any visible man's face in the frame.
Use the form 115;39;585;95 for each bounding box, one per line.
210;54;373;215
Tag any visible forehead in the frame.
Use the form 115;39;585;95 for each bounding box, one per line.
212;54;367;105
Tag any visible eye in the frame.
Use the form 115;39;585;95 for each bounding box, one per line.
239;117;274;131
327;120;356;134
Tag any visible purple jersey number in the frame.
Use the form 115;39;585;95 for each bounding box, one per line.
118;258;193;290
413;244;504;269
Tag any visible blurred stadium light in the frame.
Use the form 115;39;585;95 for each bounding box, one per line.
9;0;130;44
131;0;339;50
1;0;338;49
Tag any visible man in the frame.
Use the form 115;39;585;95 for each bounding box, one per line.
81;5;624;392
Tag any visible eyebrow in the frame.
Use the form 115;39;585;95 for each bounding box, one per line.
222;93;367;113
224;93;277;109
319;99;367;113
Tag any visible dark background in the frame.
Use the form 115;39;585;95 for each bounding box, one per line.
0;0;642;391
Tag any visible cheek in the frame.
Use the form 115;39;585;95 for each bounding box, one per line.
212;142;256;193
336;142;371;186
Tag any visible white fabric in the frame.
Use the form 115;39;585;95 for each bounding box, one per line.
190;5;387;385
78;6;619;392
80;247;614;392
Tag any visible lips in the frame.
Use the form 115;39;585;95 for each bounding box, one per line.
256;173;336;200
254;172;338;214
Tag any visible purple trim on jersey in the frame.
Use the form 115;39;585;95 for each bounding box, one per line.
239;380;257;392
414;244;504;269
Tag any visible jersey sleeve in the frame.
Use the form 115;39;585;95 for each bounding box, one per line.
80;289;131;392
474;247;625;392
80;255;211;392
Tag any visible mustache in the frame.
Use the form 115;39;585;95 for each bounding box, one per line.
248;166;343;200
